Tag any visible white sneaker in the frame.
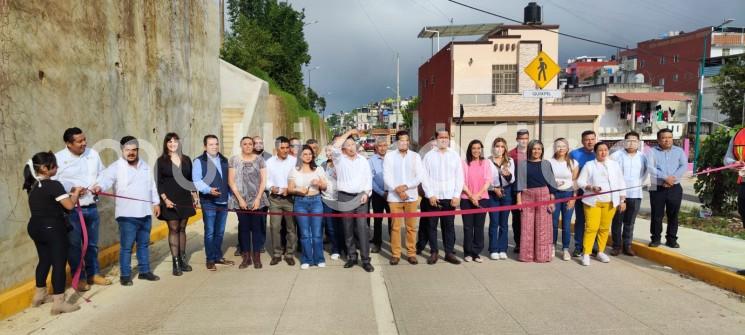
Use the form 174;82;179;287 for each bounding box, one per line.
473;257;483;263
464;256;472;262
597;252;610;263
318;262;326;268
581;255;591;266
490;252;500;260
300;263;310;270
499;252;508;260
330;253;340;260
562;249;570;261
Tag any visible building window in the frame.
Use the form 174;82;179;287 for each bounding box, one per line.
673;54;679;63
723;48;731;56
640;59;645;68
492;64;518;94
672;73;679;81
659;78;665;87
659;56;666;64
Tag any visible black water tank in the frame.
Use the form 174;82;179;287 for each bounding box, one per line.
524;2;542;25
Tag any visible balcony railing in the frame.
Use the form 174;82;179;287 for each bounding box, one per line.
546;92;603;105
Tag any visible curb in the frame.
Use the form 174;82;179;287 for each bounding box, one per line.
629;240;745;295
0;211;202;320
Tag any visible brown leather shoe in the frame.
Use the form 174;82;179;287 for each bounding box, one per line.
239;252;251;269
610;247;622;256
407;256;418;265
623;247;636;257
389;257;400;265
284;256;295;266
206;262;216;271
215;258;235;266
76;282;91;292
427;253;438;265
270;257;282;266
252;252;262;269
444;253;461;265
89;275;112;286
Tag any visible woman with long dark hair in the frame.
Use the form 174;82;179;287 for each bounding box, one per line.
156;132;198;276
461;140;492;263
24;152;82;314
288;145;328;269
516;140;557;263
228;136;269;269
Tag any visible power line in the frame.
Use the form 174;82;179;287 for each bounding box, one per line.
356;0;395;53
444;0;706;64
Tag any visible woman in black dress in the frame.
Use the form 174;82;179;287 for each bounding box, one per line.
24;151;82;314
156;133;198;276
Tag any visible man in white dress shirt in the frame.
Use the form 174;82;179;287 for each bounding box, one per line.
53;127;111;290
610;131;648;257
97;136;161;286
422;129;464;265
333;129;375;272
265;136;298;266
384;130;425;265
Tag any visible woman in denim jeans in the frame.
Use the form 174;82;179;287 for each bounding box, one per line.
288;145;328;269
547;138;578;261
487;138;514;261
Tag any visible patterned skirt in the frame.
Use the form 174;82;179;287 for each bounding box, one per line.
519;186;553;263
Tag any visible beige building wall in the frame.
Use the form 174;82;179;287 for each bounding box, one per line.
0;0;221;292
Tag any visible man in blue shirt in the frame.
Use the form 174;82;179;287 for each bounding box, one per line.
368;138;390;253
569;130;597;257
647;128;687;248
193;135;233;271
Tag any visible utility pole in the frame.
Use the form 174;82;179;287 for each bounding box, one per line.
219;0;225;46
396;53;401;132
694;19;734;172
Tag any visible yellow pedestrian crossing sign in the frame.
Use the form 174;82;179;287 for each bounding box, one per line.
524;51;560;89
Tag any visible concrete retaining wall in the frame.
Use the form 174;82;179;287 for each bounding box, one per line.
0;0;221;292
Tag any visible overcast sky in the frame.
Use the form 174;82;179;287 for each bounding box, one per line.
285;0;745;115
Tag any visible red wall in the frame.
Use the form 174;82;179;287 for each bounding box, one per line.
417;45;453;145
636;28;710;93
567;61;617;80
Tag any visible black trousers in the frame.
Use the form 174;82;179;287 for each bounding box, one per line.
461;199;488;258
339;192;371;263
28;219;68;294
425;199;456;255
417;200;431;251
370;192;390;246
649;183;682;243
739;183;745;226
611;198;641;248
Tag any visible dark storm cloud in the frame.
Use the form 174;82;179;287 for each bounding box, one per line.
287;0;745;114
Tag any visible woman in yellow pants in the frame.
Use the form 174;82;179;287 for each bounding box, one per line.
576;142;626;266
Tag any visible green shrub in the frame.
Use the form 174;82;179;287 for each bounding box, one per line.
694;127;742;215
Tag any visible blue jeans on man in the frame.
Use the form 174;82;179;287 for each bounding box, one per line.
552;190;575;249
68;205;101;281
488;187;512;254
295;195;325;265
201;199;229;262
116;216;152;277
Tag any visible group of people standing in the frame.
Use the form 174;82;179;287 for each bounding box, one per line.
23;125;691;315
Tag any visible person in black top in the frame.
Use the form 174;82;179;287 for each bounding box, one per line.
156;133;198;276
24;152;83;315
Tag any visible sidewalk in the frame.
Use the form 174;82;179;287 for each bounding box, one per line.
631;177;745;272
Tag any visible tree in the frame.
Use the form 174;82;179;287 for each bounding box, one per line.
712;55;745;127
694;127;742;215
223;0;311;99
401;96;419;130
307;87;326;114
